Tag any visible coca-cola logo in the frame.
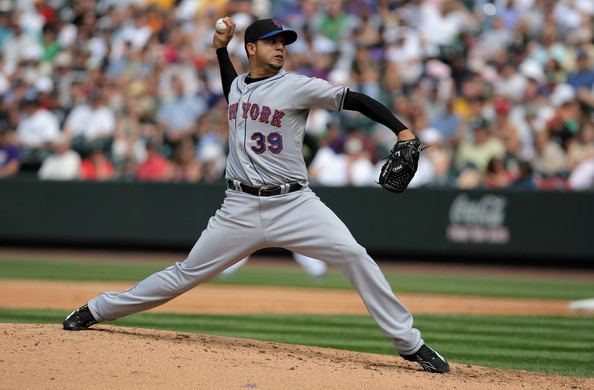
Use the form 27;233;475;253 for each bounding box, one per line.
449;194;506;226
447;194;510;244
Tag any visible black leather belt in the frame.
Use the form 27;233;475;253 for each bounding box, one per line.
227;180;303;197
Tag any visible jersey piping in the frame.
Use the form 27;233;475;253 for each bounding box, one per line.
338;86;348;111
239;72;289;186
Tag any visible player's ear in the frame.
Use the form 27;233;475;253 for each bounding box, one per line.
246;42;257;56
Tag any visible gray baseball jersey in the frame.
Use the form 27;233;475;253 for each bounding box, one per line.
87;70;424;355
225;71;346;186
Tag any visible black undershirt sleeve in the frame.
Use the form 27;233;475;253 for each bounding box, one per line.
342;90;408;134
216;47;238;102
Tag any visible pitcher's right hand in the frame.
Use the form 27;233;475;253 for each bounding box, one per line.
213;17;236;49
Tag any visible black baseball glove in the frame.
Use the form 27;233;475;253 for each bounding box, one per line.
378;138;422;193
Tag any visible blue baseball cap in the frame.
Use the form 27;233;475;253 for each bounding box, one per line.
244;19;297;45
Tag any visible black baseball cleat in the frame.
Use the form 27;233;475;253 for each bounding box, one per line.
401;344;450;373
63;304;98;331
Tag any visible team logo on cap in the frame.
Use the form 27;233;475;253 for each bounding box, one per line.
272;19;283;29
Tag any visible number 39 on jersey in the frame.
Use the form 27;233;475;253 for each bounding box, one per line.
229;102;286;155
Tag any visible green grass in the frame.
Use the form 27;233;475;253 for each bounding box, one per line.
1;257;593;300
1;307;592;377
0;258;169;282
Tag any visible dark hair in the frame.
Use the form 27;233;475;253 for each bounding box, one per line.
486;157;503;173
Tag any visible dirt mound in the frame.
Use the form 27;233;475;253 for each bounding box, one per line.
1;324;591;390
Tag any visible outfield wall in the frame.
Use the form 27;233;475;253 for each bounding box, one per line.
1;179;592;262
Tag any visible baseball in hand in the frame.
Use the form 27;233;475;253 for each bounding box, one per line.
215;18;227;33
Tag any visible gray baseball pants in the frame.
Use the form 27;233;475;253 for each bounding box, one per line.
88;188;423;354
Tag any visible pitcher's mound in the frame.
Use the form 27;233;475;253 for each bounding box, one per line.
0;324;590;389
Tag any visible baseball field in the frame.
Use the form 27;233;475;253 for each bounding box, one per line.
1;248;593;389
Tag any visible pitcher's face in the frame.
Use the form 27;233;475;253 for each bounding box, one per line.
248;36;286;73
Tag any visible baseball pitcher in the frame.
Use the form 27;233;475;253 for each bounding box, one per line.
63;17;448;374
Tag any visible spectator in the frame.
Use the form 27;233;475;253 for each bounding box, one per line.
194;113;227;183
172;139;200;183
566;50;594;92
106;40;134;79
79;148;115;181
111;100;147;167
385;26;424;87
15;96;60;159
318;0;352;43
41;23;61;63
410;127;452;187
546;84;581;149
156;75;206;147
0;128;21;178
567;122;594;170
491;98;525;171
344;133;375;186
512;160;538;189
568;158;594;190
322;122;346;154
64;90;116;153
135;140;173;182
532;130;568;179
475;17;513;60
351;46;381;100
528;25;568;68
431;98;462;146
494;63;527;103
455;119;506;173
456;165;482;189
14;97;60;166
309;139;348;187
567;122;594;190
483;157;513;189
38;135;81;180
118;10;153;52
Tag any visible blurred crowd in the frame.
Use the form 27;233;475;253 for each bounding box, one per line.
1;0;594;190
